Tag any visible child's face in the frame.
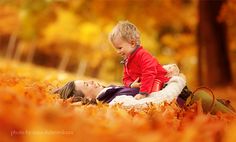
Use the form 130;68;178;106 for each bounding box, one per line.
112;36;135;59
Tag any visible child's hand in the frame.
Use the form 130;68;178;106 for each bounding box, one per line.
134;94;146;100
130;77;141;88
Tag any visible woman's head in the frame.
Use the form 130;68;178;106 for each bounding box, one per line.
54;80;104;105
74;80;104;99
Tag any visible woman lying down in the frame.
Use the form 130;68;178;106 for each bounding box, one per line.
53;64;235;114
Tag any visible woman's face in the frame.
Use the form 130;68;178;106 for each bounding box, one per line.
74;80;104;99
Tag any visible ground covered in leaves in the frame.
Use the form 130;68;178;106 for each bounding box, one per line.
0;61;236;142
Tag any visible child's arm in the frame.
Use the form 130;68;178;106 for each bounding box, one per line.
139;56;158;94
123;68;134;87
130;77;141;88
130;78;145;100
134;94;146;100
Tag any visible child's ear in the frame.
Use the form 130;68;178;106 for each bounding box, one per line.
131;40;136;47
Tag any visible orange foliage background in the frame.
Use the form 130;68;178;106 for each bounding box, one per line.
1;1;236;141
0;57;236;142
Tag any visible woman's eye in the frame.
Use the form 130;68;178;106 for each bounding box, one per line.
84;82;88;86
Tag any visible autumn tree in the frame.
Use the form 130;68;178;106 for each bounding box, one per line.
197;0;232;87
0;0;199;84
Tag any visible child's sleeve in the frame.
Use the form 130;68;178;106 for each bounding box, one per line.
123;68;133;87
139;54;159;94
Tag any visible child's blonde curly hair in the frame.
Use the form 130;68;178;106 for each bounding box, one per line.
109;20;141;45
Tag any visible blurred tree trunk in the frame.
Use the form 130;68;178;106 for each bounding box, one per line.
58;50;71;71
77;59;87;76
14;42;24;61
6;33;17;59
197;0;232;87
27;41;36;63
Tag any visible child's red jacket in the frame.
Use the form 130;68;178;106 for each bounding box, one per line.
123;46;169;95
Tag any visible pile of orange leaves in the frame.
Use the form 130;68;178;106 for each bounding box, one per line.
0;74;236;142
